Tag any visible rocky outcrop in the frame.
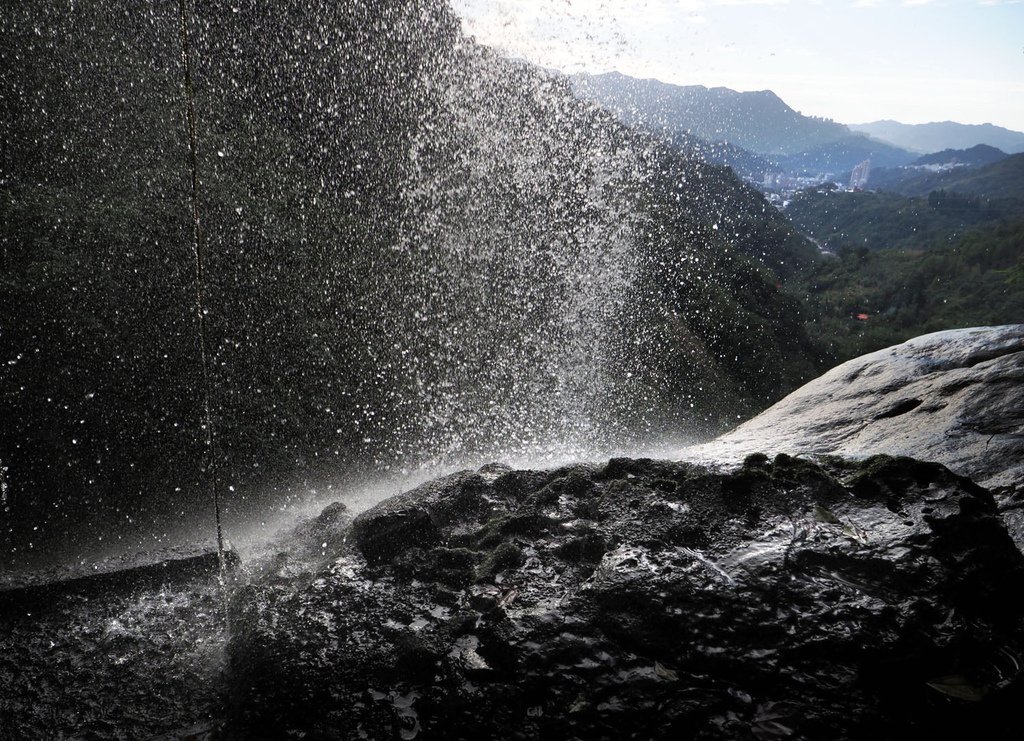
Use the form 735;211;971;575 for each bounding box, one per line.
222;327;1024;739
226;454;1024;740
686;325;1024;495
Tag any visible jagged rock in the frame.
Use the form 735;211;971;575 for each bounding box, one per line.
226;455;1024;740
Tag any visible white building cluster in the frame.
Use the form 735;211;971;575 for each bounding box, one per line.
849;159;871;190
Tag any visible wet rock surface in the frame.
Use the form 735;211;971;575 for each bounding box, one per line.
688;325;1024;495
0;569;227;740
226;454;1024;740
687;325;1024;551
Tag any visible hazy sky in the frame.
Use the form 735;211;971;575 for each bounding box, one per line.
449;0;1024;131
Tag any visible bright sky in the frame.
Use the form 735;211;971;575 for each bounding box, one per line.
449;0;1024;131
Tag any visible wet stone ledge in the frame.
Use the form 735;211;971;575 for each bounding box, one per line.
225;454;1024;740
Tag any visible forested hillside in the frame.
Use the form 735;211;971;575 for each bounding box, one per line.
786;187;1009;251
879;152;1024;201
782;154;1023;364
787;222;1023;362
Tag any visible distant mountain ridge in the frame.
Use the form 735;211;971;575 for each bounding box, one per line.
777;136;915;175
851;120;1024;155
570;71;916;176
568;71;1024;181
571;71;851;157
911;144;1007;169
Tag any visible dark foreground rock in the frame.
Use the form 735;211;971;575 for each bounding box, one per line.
0;566;227;740
226;455;1024;740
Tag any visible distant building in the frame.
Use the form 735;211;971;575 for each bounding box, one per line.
849;159;871;190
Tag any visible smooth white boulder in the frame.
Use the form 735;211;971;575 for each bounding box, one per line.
686;325;1024;495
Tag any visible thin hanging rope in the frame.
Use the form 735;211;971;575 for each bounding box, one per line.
177;0;226;574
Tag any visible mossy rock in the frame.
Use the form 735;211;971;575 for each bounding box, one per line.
476;541;524;581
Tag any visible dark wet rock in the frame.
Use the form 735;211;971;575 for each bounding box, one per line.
310;501;349;536
353;506;441;564
226;455;1024;740
0;569;227;739
0;546;236;614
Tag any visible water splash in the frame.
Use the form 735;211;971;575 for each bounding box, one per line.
382;42;650;467
1;0;811;568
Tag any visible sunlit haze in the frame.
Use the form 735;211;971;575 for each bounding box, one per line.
450;0;1024;131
